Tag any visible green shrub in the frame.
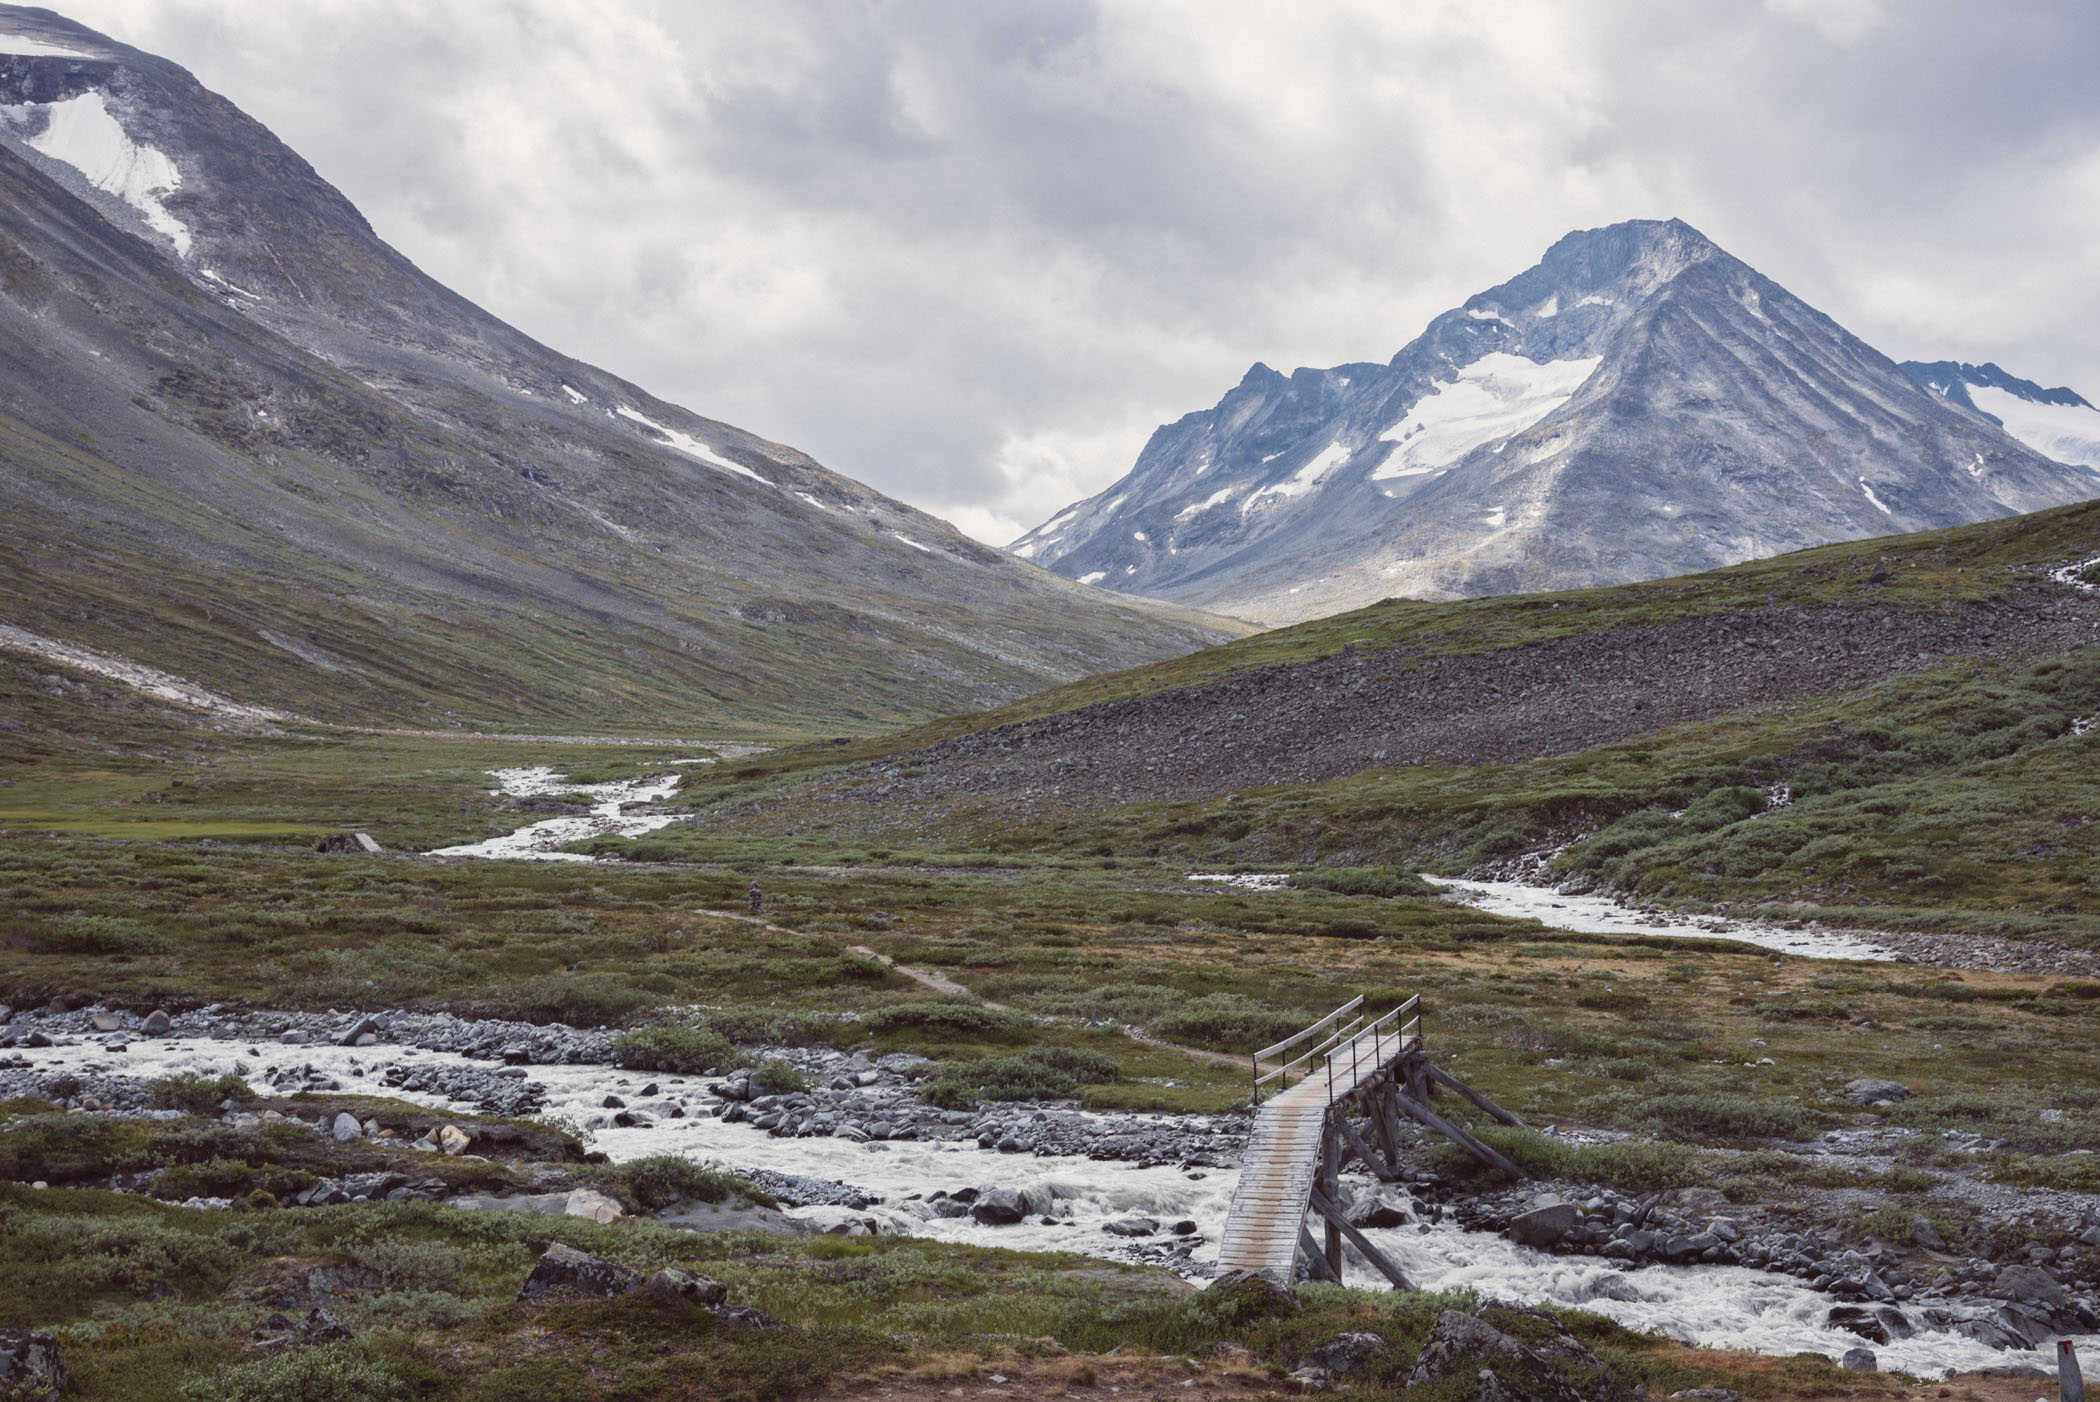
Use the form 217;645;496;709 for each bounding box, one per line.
917;1047;1123;1108
1152;994;1302;1052
601;1155;773;1210
153;1158;314;1202
611;1023;746;1075
753;1058;807;1094
1290;867;1434;898
1643;1094;1822;1142
181;1343;406;1402
860;1000;1032;1043
146;1072;256;1114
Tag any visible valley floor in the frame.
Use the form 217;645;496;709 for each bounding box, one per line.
1;689;2096;1399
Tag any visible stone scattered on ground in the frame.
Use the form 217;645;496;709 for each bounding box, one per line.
0;1330;66;1402
517;1243;645;1301
642;1267;726;1308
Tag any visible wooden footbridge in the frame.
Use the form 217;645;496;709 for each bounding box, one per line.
1214;995;1526;1289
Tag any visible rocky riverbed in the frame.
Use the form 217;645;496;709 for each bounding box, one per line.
3;999;2097;1376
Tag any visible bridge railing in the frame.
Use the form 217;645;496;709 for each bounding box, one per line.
1324;996;1421;1103
1251;995;1362;1104
1250;994;1422;1105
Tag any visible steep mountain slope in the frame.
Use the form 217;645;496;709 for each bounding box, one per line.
1902;360;2100;471
1012;219;2100;624
0;6;1235;734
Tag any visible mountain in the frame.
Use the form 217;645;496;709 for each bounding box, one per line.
1901;360;2100;472
1010;218;2100;625
0;6;1236;734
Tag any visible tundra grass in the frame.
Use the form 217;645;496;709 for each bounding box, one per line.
0;1180;1929;1402
696;646;2100;942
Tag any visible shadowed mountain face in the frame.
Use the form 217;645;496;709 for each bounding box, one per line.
1012;219;2100;625
0;5;1235;732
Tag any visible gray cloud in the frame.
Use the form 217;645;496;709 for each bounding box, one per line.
58;0;2100;543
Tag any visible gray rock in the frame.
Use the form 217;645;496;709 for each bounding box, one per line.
969;1188;1027;1226
1102;1216;1158;1238
1993;1263;2066;1307
1508;1201;1579;1249
330;1112;362;1143
1405;1310;1583;1402
710;1304;781;1330
1842;1077;1910;1105
296;1308;352;1344
0;1330;64;1402
517;1243;644;1301
1346;1185;1412;1230
642;1267;727;1307
141;1008;171;1036
1840;1346;1876;1372
1304;1331;1386;1377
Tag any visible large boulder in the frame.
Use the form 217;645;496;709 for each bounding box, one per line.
1508;1201;1581;1250
1841;1078;1911;1106
330;1112;363;1143
1405;1310;1589;1402
969;1188;1027;1226
1345;1185;1412;1230
1204;1269;1301;1324
0;1330;65;1402
517;1243;644;1301
1992;1264;2067;1308
642;1268;726;1308
1304;1331;1387;1377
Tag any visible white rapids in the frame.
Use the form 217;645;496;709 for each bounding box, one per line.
21;1032;2089;1379
1425;878;1900;961
428;766;686;862
1187;871;1898;960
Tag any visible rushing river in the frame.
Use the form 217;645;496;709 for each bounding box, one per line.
22;1032;2088;1379
1422;878;1900;961
429;767;684;862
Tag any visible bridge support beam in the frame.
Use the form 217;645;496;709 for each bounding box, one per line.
1391;1086;1526;1180
1308;1186;1416;1291
1425;1063;1526;1127
1333;1109;1400;1182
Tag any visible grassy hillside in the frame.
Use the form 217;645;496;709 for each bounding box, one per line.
664;500;2100;944
693;497;2100;782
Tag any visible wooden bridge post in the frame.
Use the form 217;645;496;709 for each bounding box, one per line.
1319;1115;1343;1280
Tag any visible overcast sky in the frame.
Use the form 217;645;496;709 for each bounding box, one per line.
58;0;2100;543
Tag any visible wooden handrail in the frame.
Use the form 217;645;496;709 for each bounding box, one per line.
1251;995;1419;1105
1251;995;1365;1063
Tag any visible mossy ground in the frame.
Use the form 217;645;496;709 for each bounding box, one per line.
1;1180;1945;1402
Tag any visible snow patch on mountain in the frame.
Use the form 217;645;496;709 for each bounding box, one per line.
0;34;97;58
5;91;190;254
1966;384;2100;470
1174;485;1240;520
613;406;767;483
1243;438;1351;512
1372;353;1599;480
